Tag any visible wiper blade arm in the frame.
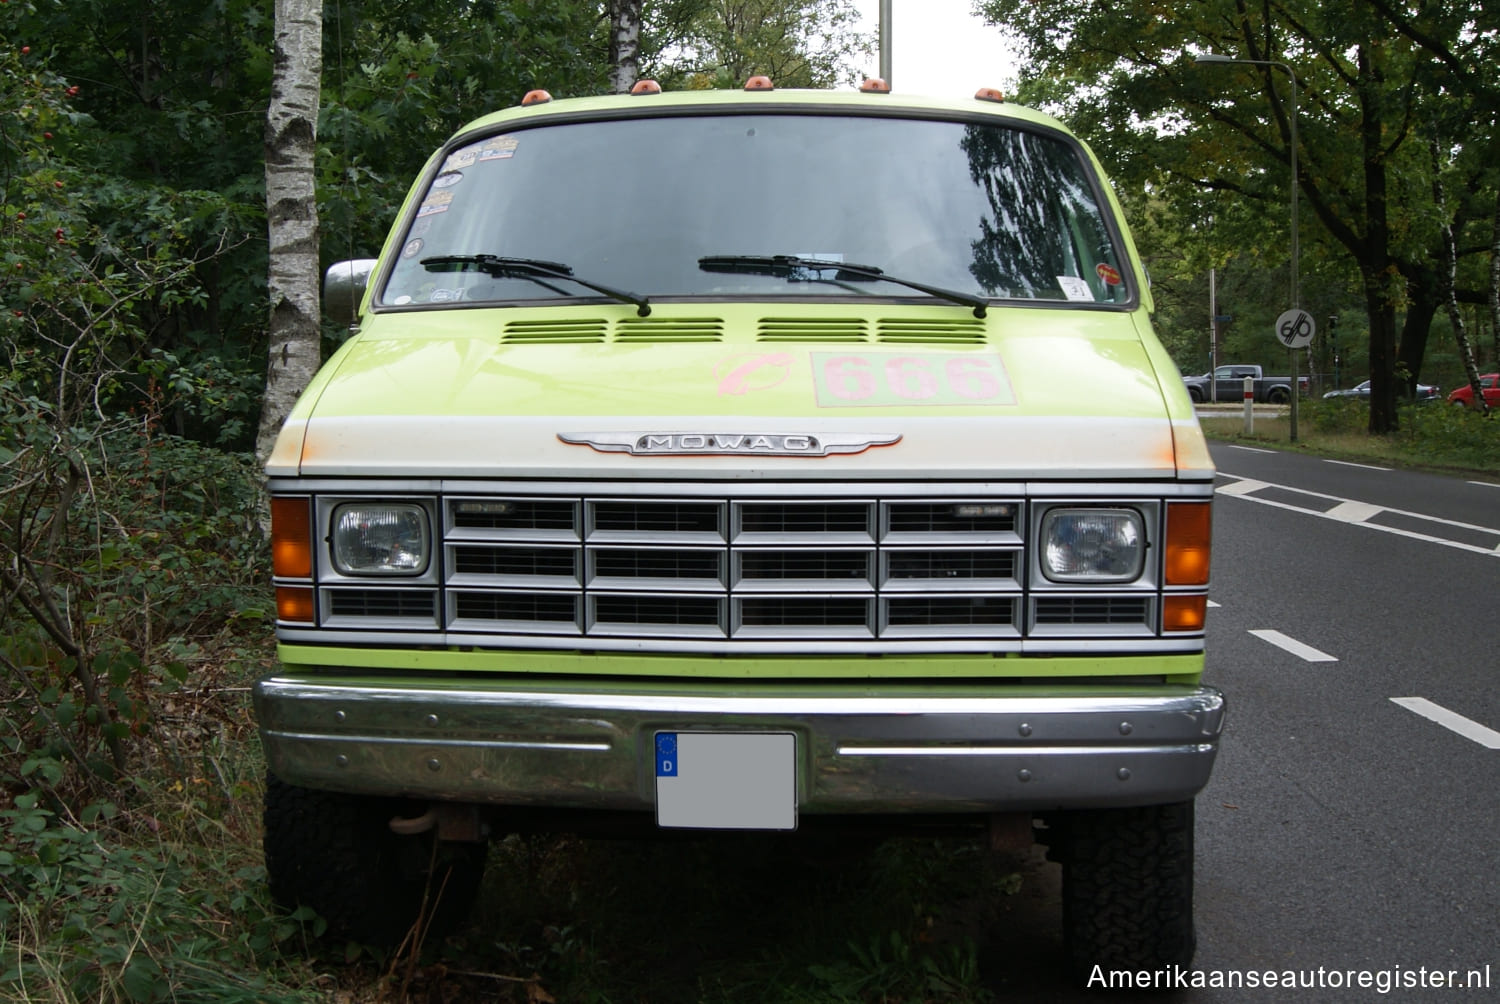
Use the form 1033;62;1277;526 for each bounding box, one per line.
698;254;987;318
421;254;651;316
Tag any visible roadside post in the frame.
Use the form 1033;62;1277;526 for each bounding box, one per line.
1275;308;1315;439
1243;376;1254;434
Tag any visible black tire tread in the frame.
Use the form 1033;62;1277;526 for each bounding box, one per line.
1055;800;1196;981
263;773;485;946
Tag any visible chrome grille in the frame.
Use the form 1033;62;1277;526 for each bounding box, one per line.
283;486;1193;651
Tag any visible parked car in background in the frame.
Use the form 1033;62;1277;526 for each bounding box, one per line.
1447;374;1500;409
1182;364;1308;404
1322;379;1440;403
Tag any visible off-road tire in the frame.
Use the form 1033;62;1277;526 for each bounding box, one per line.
1187;387;1204;403
263;773;487;946
1050;800;1196;983
1266;387;1289;404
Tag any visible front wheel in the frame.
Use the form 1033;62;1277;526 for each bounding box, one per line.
1187;387;1204;403
1049;800;1196;984
263;773;487;946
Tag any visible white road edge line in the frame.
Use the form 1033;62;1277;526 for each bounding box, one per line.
1248;629;1338;663
1207;600;1221;608
1469;481;1500;489
1324;459;1392;471
1390;697;1500;750
1225;444;1277;454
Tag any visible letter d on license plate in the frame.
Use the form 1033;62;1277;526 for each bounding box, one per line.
654;732;797;830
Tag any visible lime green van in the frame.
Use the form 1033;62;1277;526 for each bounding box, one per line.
256;80;1221;977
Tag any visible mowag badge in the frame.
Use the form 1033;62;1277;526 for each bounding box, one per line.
558;432;901;456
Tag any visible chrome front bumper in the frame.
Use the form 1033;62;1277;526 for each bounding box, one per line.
254;676;1225;814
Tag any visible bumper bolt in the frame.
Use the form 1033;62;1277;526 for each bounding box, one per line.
1017;768;1032;782
335;754;348;768
1018;723;1033;737
426;714;440;727
1119;721;1133;735
426;758;442;772
1117;767;1131;781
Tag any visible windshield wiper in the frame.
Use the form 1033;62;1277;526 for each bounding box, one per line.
421;254;651;316
698;254;988;318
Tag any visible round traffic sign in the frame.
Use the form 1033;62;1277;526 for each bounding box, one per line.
1275;308;1315;349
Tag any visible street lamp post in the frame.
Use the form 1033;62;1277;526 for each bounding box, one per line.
1195;53;1301;441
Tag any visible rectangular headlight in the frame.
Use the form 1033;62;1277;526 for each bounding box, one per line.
1040;508;1144;582
331;503;430;575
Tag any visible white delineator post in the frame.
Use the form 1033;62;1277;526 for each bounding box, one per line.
1243;376;1255;434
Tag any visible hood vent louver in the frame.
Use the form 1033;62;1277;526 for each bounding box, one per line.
757;318;870;343
613;317;724;343
502;319;608;344
876;318;988;344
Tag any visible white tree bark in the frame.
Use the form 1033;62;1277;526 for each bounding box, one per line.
608;0;644;93
257;0;324;466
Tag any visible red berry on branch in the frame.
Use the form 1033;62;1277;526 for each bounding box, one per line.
43;132;53;139
53;180;63;188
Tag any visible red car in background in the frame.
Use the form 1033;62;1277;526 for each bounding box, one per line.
1447;373;1500;408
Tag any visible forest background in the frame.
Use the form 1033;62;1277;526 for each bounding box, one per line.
0;1;1496;1001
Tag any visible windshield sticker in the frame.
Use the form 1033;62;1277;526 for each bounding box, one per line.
715;352;793;396
1056;276;1093;302
401;238;424;259
478;135;519;161
431;171;464;189
442;148;479;172
1096;263;1122;286
812;352;1016;407
416;189;454;217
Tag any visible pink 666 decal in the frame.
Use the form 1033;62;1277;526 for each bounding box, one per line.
811;352;1016;407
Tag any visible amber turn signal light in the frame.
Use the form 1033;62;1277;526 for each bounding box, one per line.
630;79;662;95
521;89;552;106
276;585;316;623
744;75;774;91
270;497;313;578
1162;595;1207;633
975;87;1006;103
1164;502;1212;586
860;77;891;93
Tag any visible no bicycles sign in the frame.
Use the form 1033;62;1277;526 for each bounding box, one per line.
1275;308;1316;349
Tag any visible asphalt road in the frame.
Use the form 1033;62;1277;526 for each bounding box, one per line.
986;442;1500;1000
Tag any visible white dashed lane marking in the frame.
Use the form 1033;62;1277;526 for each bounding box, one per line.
1324;459;1392;471
1390;698;1500;750
1248;629;1338;663
1216;472;1500;557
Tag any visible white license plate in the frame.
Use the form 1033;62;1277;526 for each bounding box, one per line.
654;732;797;830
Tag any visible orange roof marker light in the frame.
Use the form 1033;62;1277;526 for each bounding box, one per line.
744;76;774;91
521;89;552;106
630;79;662;95
974;87;1006;103
860;77;891;93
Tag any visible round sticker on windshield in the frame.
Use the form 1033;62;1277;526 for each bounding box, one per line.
1096;263;1123;286
432;171;463;189
401;238;424;259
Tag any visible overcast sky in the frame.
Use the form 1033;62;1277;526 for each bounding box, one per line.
849;0;1022;97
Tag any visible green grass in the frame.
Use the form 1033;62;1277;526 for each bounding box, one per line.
1199;398;1500;476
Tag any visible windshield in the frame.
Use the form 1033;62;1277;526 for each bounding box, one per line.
380;112;1130;309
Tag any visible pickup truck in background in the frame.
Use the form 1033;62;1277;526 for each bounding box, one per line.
1182;364;1309;404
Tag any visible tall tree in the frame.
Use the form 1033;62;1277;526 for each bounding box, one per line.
978;0;1496;434
258;0;324;464
610;1;645;92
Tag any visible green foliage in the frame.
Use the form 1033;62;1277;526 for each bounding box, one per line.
645;0;873;89
0;790;318;1003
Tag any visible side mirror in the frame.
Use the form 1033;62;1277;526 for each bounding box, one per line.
323;259;378;325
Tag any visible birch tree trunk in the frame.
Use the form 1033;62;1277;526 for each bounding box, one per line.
257;0;324;466
608;0;643;93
